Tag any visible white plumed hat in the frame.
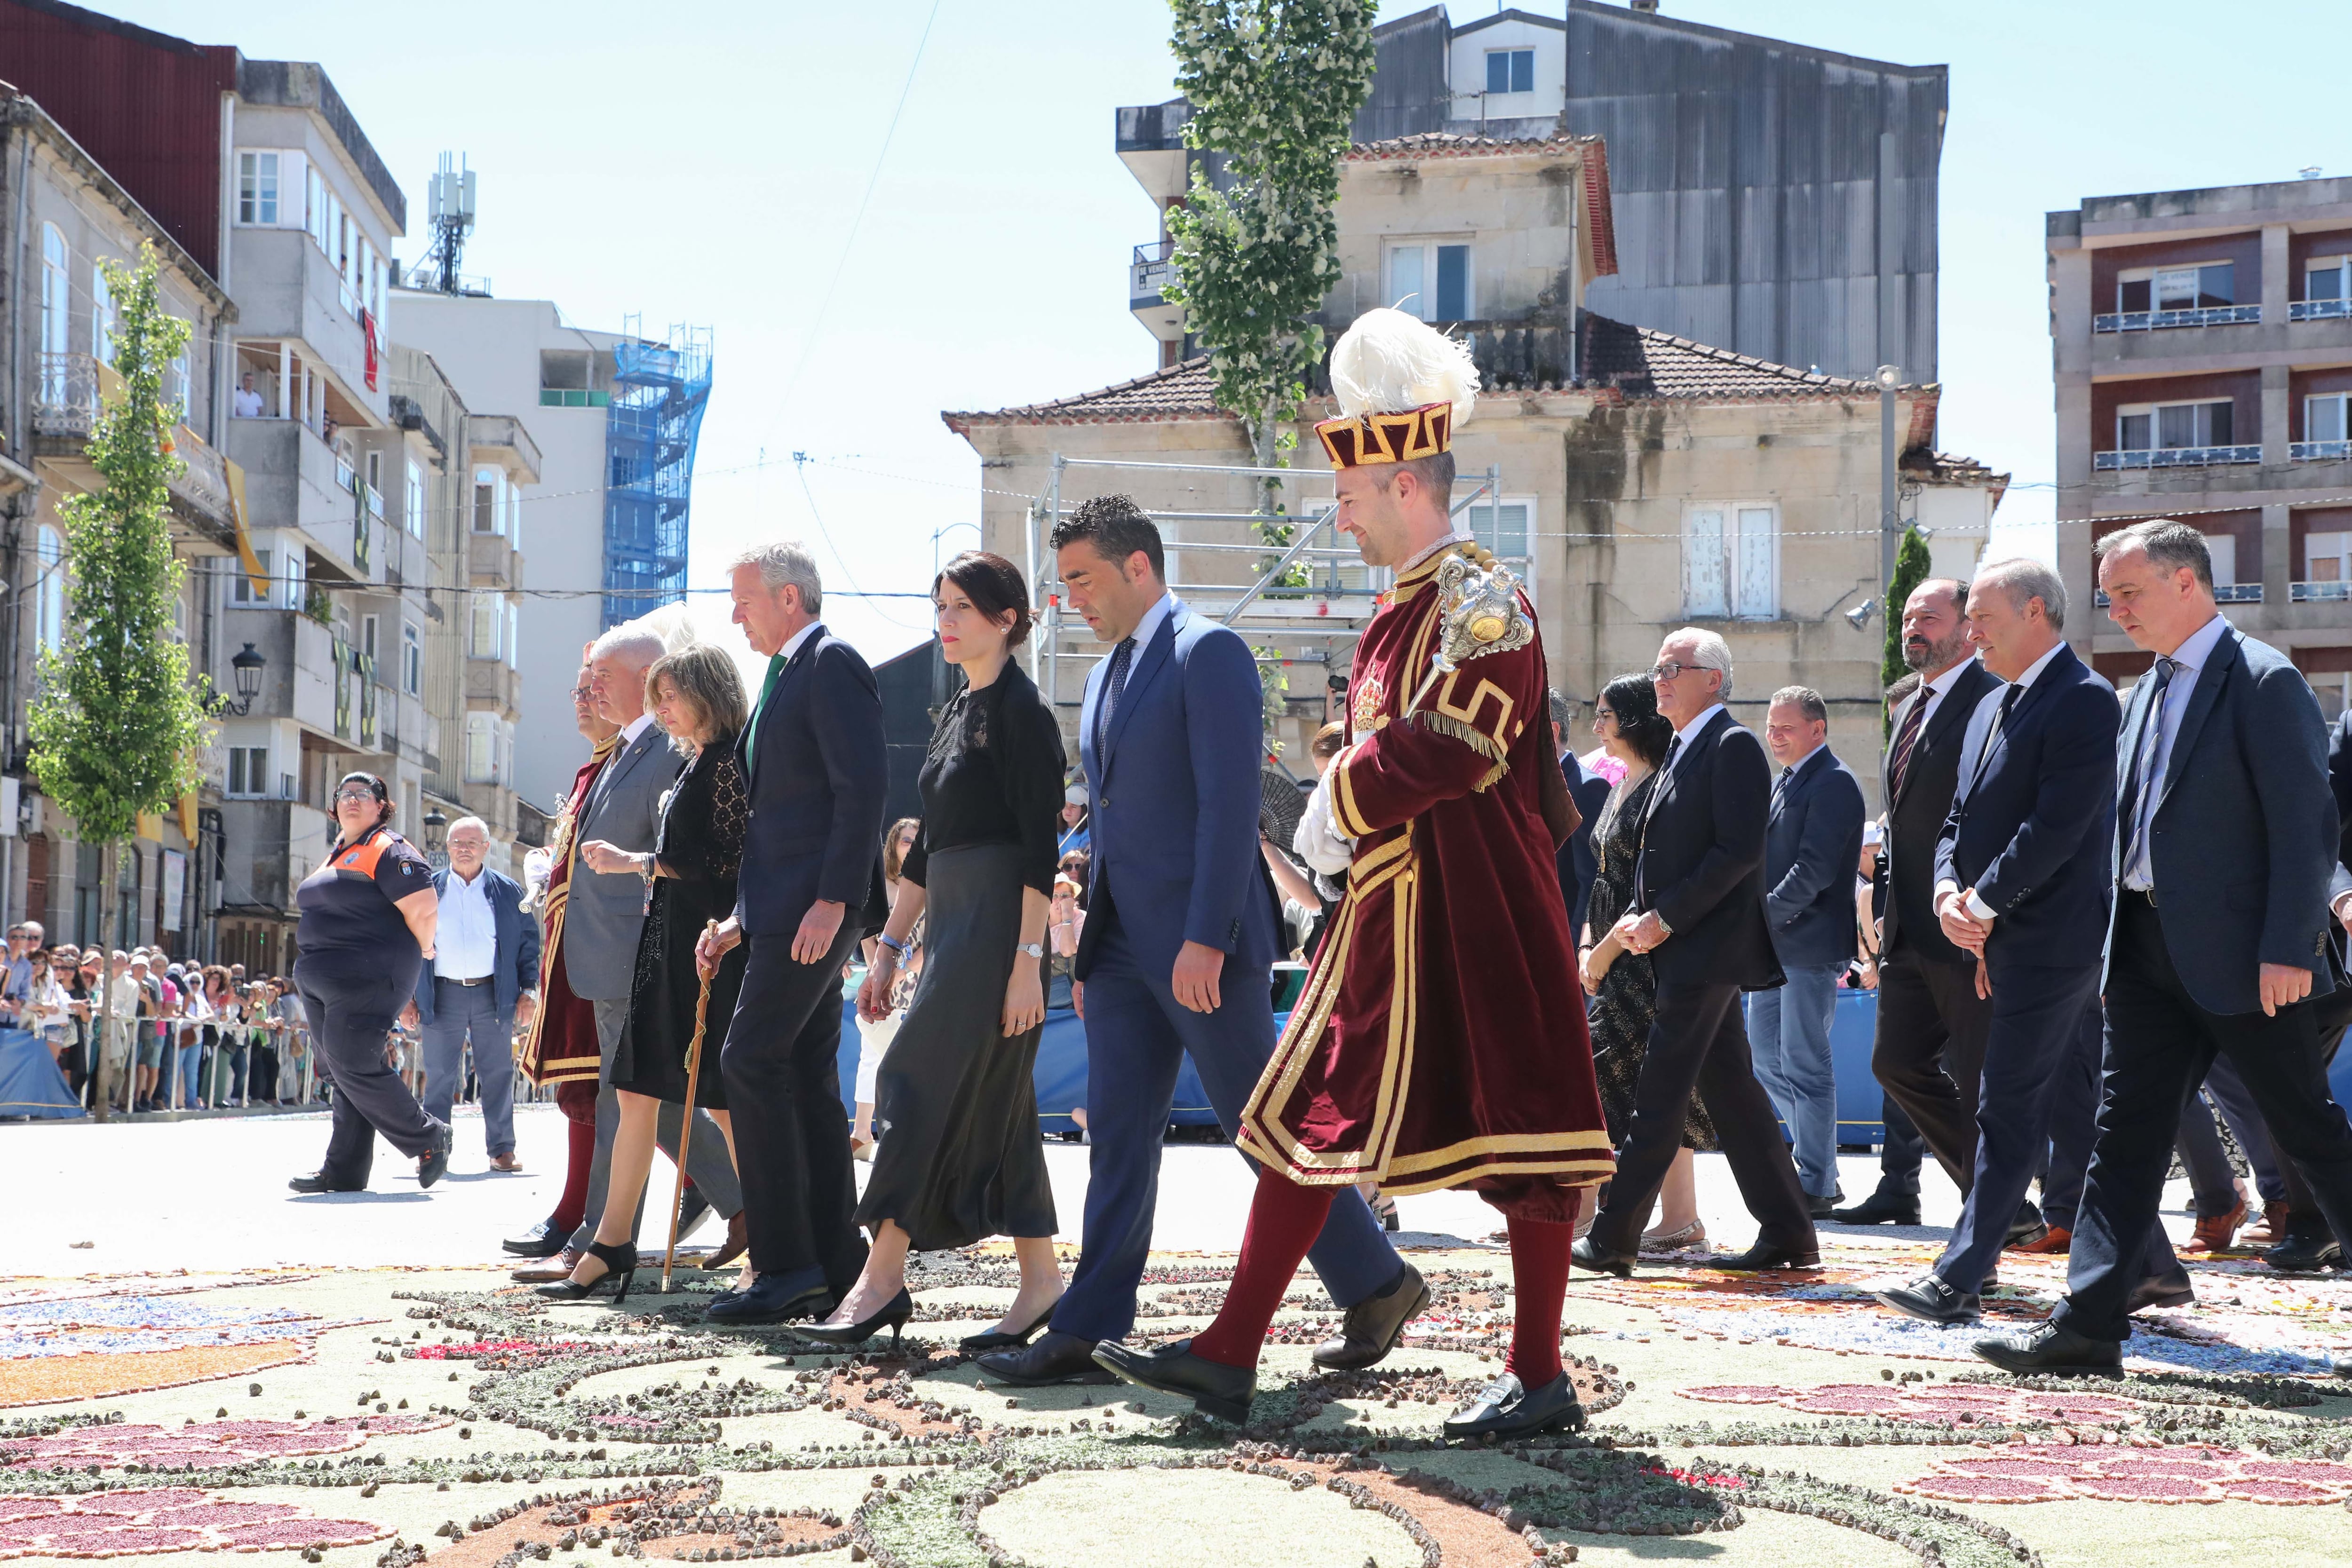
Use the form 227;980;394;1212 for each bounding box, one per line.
1316;308;1478;468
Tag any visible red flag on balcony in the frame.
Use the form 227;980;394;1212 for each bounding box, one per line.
360;307;380;390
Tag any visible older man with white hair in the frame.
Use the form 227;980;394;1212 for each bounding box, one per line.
1574;627;1820;1276
405;816;540;1170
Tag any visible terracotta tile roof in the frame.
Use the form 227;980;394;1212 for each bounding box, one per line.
941;356;1225;432
1904;448;2012;507
1577;314;1885;399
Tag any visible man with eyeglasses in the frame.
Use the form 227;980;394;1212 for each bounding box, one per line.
1573;629;1819;1276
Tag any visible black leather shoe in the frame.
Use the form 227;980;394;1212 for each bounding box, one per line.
2005;1204;2050;1251
502;1218;568;1259
416;1123;453;1189
1092;1338;1254;1425
1570;1235;1636;1279
2332;1352;2351;1379
2125;1271;2195;1314
1806;1187;1846;1220
1441;1371;1586;1441
288;1171;365;1195
977;1330;1114;1386
673;1184;712;1244
705;1273;831;1325
2263;1235;2346;1272
1829;1190;1922;1226
1709;1242;1822;1272
1312;1262;1428;1371
512;1247;582;1285
960;1299;1060;1355
1973;1319;2122;1376
1876;1273;1979;1324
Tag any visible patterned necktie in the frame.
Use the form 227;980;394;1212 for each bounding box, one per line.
1887;686;1930;803
1094;637;1137;761
2122;657;2177;881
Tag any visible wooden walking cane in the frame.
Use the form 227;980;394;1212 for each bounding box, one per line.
661;920;722;1294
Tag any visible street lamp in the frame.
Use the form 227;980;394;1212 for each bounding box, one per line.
422;807;448;861
1876;365;1903;594
225;642;267;715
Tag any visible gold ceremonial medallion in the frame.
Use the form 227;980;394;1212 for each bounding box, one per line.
1351;669;1389;739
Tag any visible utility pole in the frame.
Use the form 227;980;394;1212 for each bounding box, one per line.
1876;364;1902;591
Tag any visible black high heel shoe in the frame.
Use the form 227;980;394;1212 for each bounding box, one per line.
794;1287;912;1350
959;1298;1061;1354
534;1240;639;1303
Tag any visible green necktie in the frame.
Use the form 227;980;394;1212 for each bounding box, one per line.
743;651;787;777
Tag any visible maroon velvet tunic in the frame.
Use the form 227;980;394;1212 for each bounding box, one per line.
1237;540;1613;1220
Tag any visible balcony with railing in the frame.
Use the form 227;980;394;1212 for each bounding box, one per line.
32;351;102;438
2292;297;2352;322
2094;304;2263;333
1129;238;1182;342
2293;580;2352;603
2094;445;2263;470
2293;439;2352;462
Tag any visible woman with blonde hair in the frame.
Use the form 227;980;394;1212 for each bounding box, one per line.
546;642;754;1300
850;816;923;1160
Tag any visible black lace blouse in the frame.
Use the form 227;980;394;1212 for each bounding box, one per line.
904;663;1066;896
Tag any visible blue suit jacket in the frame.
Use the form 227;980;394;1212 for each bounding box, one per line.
1555;752;1613;941
2108;624;2338;1015
1936;643;2116;970
412;865;540;1022
1764;744;1866;968
1072;596;1279;979
732;624;889;939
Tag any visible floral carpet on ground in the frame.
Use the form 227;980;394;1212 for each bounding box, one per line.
0;1237;2344;1568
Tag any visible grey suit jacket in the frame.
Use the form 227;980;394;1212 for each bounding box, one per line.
562;721;685;1001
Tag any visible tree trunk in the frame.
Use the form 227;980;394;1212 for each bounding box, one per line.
88;839;116;1123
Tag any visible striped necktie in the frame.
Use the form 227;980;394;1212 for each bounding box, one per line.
1887;688;1929;803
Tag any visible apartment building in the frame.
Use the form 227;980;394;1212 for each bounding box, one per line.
394;294;710;811
0;0;539;967
954;130;2002;802
0;87;238;951
1124;1;1946;382
2050;176;2352;711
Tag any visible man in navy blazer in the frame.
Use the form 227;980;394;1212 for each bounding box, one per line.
407;816;539;1168
977;496;1413;1389
1980;523;2352;1373
1575;629;1817;1275
1551;690;1613;942
700;542;889;1324
1749;686;1865;1214
1880;558;2179;1326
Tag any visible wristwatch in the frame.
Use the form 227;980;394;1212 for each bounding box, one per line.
1017;942;1045;959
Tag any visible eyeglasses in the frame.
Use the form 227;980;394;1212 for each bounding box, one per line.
1649;660;1716;683
333;787;379;804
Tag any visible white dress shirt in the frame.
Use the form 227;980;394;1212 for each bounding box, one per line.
779;620;820;662
1665;701;1726;776
2121;613;2229;892
1939;640;2070;924
1910;654;1978;731
436;867;498;982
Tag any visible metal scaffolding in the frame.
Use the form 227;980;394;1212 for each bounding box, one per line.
1030;453;1517;768
601;321;714;628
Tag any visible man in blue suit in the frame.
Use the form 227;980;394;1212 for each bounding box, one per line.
977;496;1415;1387
406;816;539;1169
1749;686;1865;1215
1879;558;2186;1325
1551;689;1613;942
1980;523;2352;1373
700;542;889;1325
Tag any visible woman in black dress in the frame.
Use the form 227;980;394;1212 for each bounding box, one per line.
1576;673;1717;1251
801;550;1064;1350
543;643;750;1301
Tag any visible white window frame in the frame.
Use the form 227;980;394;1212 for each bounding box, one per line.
1681;502;1780;621
281;549;306;612
469;595;499;659
231;547;272;606
226;744;270;799
40;225;69;367
1384;238;1475;322
464;712;496;783
2114;398;2236;452
2308;530;2352;586
34;525;64;655
405;459;426;539
236;150;285;226
1483;47;1535;96
1464;494;1536;564
2306;392;2351;445
2117;260;2234;311
402;620;422;696
505;599;520;670
359;612;379;666
2308;254;2351;302
90;264;115;365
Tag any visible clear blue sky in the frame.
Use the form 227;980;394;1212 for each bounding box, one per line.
100;0;2352;660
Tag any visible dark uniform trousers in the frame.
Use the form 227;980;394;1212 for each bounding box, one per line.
2055;893;2352;1341
302;966;445;1187
718;927;869;1298
1869;943;1994;1191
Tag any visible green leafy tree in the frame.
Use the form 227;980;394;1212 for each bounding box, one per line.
1880;524;1931;734
1164;0;1378;550
28;249;212;1120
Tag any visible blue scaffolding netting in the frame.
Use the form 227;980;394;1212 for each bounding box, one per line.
602;321;714;629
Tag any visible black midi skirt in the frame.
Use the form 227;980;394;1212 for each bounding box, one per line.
854;841;1057;1251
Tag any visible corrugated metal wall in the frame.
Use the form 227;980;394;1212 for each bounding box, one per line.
0;0;237;279
1565;0;1943;384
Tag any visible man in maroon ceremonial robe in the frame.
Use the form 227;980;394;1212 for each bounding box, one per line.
1094;309;1611;1439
